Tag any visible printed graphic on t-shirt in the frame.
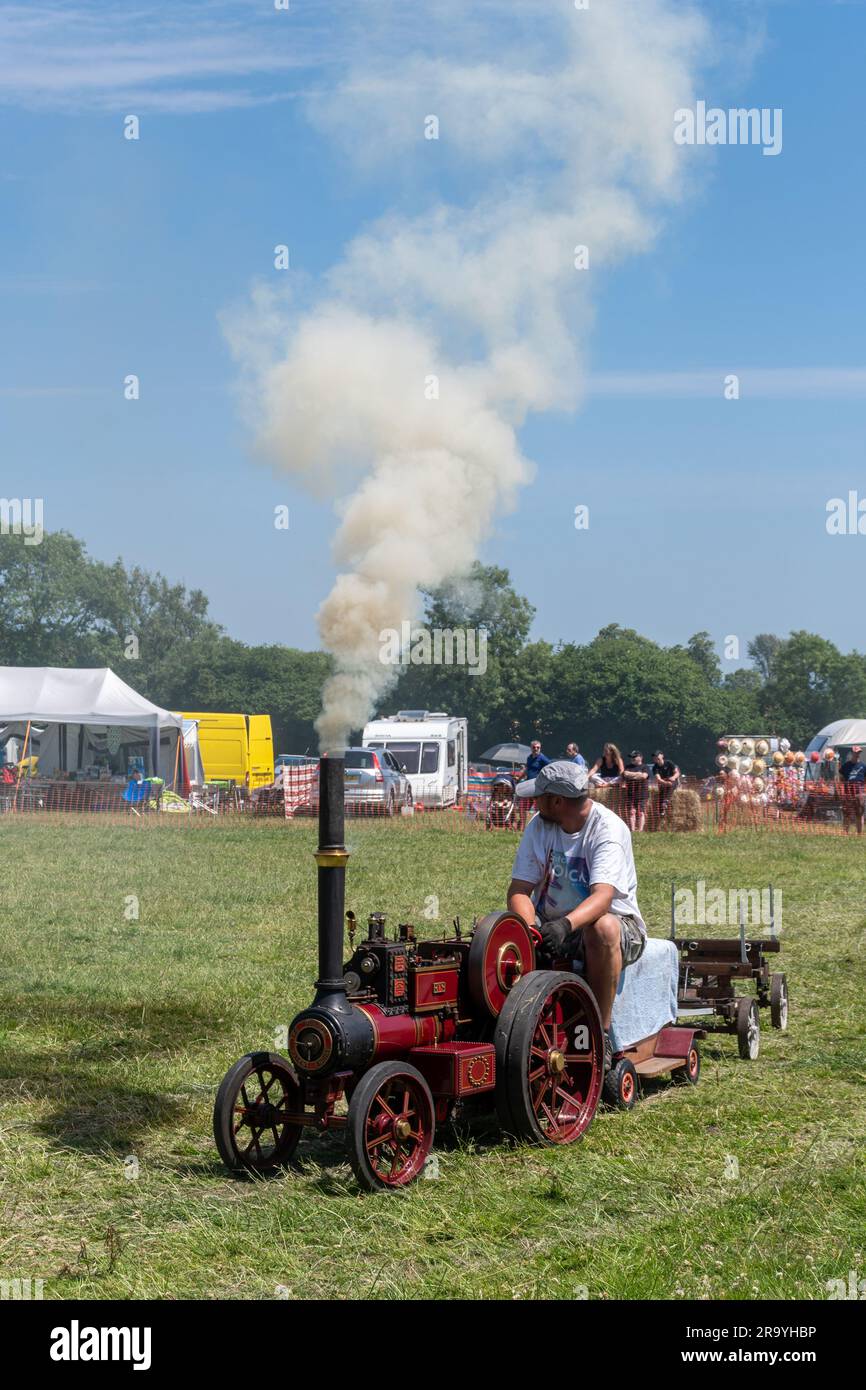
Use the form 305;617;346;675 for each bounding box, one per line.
538;845;591;919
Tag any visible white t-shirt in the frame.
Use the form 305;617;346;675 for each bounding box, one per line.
511;801;646;935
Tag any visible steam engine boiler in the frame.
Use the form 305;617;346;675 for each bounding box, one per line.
213;756;605;1190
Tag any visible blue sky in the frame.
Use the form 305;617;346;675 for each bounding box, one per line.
1;0;863;666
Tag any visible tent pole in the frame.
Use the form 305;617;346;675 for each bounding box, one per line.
14;719;31;809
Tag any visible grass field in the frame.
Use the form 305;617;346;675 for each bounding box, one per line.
1;815;864;1301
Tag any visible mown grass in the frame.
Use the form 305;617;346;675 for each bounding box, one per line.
0;815;863;1300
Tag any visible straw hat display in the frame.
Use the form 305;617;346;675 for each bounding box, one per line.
740;738;755;756
772;751;784;765
780;738;791;753
727;738;742;755
755;739;769;756
752;757;766;774
738;756;753;773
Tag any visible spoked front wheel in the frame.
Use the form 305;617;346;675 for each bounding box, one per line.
213;1052;303;1173
736;998;761;1060
770;973;788;1030
347;1061;435;1191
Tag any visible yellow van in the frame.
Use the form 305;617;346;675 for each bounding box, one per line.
179;713;274;789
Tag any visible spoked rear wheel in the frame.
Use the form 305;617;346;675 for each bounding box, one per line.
213;1052;303;1173
347;1061;435;1191
495;970;604;1145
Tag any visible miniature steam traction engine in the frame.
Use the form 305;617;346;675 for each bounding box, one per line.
213;757;700;1190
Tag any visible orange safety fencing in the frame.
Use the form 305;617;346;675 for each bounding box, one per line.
2;765;863;838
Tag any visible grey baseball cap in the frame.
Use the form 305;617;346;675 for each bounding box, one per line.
516;759;590;799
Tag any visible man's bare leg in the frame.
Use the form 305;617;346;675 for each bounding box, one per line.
583;913;622;1030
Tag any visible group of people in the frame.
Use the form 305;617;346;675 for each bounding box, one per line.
523;740;681;832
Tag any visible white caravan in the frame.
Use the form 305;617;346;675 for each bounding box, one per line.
362;711;468;808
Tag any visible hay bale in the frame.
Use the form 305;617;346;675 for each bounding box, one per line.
589;784;617;811
667;786;702;832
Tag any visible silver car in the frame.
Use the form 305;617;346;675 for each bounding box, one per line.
342;746;413;816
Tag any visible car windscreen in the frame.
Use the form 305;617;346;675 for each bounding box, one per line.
343;750;376;770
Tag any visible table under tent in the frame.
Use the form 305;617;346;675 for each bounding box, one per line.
0;666;194;813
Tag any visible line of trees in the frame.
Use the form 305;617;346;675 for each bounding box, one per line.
2;531;864;771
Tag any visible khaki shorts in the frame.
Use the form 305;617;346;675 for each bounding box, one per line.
617;914;647;967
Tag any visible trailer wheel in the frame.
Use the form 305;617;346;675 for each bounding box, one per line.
673;1043;701;1085
603;1058;638;1110
496;970;603;1145
213;1052;303;1174
770;973;788;1030
347;1061;435;1191
736;998;760;1059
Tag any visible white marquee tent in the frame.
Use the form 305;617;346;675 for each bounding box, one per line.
0;666;186;782
806;718;866;754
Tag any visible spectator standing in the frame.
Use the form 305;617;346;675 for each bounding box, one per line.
588;743;624;786
653;750;680;822
838;745;866;835
565;742;587;768
524;740;550;783
622;749;650;832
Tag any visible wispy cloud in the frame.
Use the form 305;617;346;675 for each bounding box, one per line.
0;1;336;113
587;368;866;399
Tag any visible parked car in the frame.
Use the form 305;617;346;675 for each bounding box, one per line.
282;748;412;817
343;746;413;816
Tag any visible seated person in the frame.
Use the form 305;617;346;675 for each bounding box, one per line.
506;760;647;1073
123;768;149;805
486;773;517;828
588;743;624;786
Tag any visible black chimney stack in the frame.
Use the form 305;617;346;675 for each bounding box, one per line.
313;755;348;1001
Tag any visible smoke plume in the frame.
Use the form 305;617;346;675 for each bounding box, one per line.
227;0;709;749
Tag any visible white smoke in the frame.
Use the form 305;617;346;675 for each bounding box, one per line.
226;0;710;750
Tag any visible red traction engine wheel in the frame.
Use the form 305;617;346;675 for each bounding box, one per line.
346;1061;435;1191
493;971;604;1144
